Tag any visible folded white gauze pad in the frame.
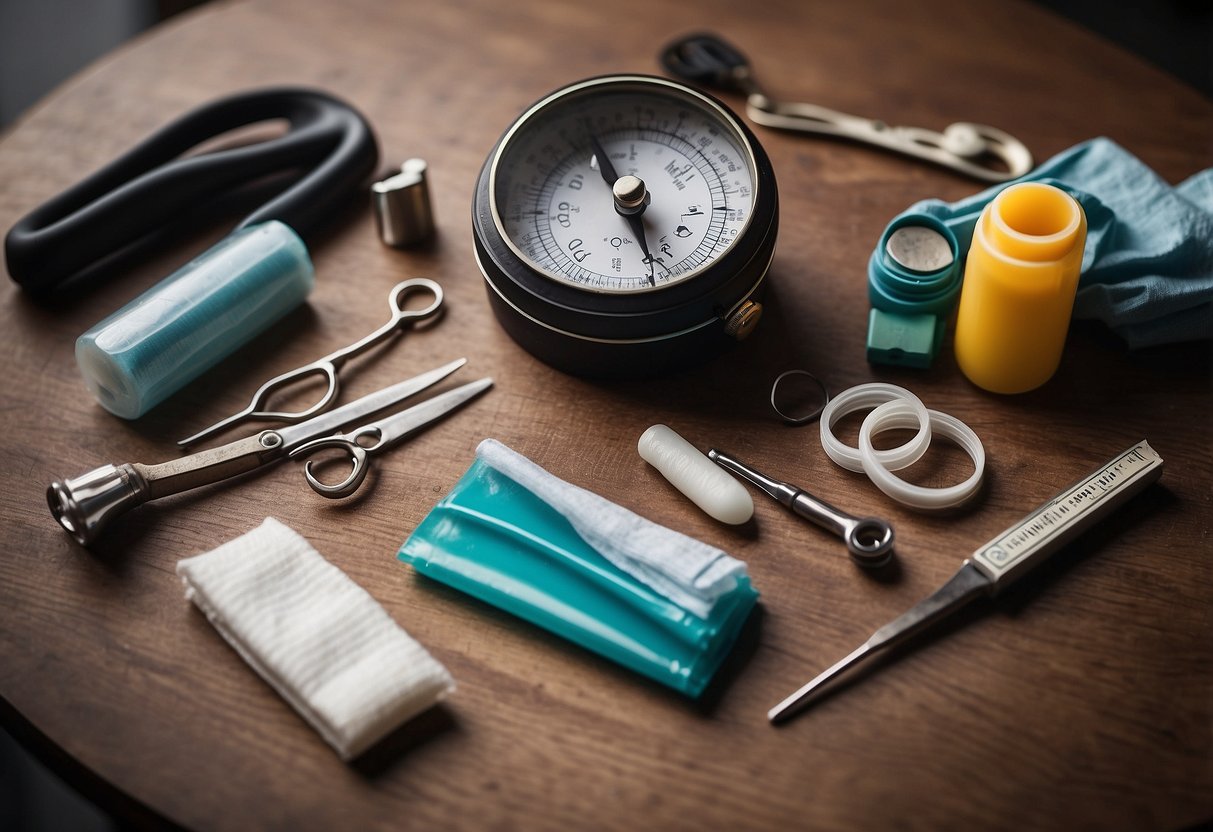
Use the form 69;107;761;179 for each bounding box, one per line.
177;517;454;760
476;439;746;620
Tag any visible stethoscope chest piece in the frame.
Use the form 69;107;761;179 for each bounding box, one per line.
472;74;778;378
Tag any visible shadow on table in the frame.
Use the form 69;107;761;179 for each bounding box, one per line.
351;704;459;780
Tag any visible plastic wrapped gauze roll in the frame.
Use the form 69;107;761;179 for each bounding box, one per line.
75;221;313;419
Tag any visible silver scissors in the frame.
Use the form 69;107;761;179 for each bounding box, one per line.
289;377;493;499
48;359;491;546
179;278;444;447
662;33;1033;183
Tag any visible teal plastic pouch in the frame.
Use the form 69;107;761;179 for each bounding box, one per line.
398;442;758;697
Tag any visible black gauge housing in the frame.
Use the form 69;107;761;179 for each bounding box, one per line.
472;75;778;377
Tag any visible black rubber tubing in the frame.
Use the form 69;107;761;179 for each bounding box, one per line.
4;86;379;293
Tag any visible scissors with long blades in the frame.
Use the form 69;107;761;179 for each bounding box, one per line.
178;278;445;448
290;378;493;499
48;358;490;546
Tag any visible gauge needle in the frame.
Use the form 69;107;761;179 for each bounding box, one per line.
589;134;660;286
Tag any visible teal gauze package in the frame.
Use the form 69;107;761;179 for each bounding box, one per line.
398;441;758;697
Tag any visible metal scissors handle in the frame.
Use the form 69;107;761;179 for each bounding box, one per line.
662;33;1033;183
179;278;444;447
288;377;493;499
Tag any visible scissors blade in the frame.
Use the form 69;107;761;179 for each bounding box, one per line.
275;358;466;450
286;377;492;499
368;377;494;447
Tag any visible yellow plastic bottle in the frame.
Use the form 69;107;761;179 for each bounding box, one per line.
953;182;1087;394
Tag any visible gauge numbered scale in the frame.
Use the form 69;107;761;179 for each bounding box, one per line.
473;75;778;376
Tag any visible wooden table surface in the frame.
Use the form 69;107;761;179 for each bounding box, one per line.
2;0;1210;829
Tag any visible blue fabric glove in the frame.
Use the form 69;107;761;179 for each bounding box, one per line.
895;138;1212;348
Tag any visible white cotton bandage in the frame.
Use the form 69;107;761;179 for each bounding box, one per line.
177;517;454;760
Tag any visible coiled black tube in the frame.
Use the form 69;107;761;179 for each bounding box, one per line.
4;87;379;293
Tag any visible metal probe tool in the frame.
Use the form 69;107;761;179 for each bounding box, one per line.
708;449;895;569
768;441;1164;724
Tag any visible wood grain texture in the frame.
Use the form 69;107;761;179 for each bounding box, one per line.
1;0;1211;829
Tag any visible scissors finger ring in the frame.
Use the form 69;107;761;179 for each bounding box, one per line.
289;435;373;499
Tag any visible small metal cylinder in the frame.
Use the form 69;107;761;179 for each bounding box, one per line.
372;158;435;247
612;175;649;214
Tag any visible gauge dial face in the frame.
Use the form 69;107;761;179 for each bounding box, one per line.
491;78;758;294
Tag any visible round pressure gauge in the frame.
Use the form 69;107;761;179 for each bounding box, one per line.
472;75;778;376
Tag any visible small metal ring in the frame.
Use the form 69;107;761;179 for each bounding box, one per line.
770;370;829;425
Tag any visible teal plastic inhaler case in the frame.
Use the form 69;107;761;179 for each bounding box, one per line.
398;458;758;697
867;213;962;368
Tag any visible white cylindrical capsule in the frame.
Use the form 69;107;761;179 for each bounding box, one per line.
638;424;754;525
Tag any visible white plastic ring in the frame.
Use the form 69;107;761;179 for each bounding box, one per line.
858;399;986;510
820;383;931;473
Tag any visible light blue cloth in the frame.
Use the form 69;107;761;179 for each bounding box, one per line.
896;138;1213;348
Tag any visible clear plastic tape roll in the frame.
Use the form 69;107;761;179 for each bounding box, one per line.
819;382;986;510
75;221;314;419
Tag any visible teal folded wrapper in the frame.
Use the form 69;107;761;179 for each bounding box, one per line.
398;458;758;697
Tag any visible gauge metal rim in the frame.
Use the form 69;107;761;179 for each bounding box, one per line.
486;74;765;297
471;73;779;375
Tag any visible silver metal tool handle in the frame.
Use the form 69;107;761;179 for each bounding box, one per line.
745;99;1034;183
969;441;1164;591
708;448;895;568
47;433;281;546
